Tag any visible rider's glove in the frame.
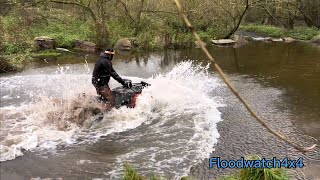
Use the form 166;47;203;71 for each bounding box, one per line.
122;79;132;88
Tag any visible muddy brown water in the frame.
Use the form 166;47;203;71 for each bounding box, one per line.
0;41;319;179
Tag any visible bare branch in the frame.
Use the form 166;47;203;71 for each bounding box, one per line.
116;0;136;22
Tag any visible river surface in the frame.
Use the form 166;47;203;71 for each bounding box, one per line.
0;41;319;179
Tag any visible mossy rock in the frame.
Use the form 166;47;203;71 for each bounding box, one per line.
34;36;56;51
114;38;135;51
74;40;98;52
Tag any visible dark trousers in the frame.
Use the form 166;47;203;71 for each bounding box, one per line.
95;85;115;109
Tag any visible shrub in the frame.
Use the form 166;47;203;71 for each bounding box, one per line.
31;19;94;48
241;24;284;38
287;27;320;40
239;155;289;180
123;164;145;180
240;24;320;40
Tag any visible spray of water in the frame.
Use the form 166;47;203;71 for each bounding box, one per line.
0;61;224;179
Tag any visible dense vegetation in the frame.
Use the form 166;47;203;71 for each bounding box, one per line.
1;0;319;72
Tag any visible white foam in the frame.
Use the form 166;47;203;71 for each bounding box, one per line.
107;61;224;179
0;61;224;179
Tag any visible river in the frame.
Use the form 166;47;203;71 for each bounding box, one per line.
0;41;319;179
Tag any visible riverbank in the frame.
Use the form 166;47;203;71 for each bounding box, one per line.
2;11;319;74
2;29;319;74
240;24;320;41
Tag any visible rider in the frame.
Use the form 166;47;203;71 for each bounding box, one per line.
92;48;131;110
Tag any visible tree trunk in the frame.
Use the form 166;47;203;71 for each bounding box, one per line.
133;0;145;36
223;0;249;39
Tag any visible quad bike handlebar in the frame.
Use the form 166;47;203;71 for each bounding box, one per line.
123;79;132;89
122;79;151;89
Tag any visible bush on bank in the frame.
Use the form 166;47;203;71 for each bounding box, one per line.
241;24;320;40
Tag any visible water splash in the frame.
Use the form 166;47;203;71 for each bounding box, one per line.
107;61;223;178
0;61;224;179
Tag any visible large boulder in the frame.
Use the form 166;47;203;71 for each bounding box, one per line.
34;36;56;51
114;38;136;51
74;40;98;52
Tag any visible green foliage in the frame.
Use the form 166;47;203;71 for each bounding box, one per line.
180;176;191;180
174;33;194;48
31;20;94;48
219;175;240;180
124;164;145;180
7;54;31;69
31;50;62;58
207;26;227;40
197;31;211;42
217;155;289;180
2;0;320;74
239;167;288;180
123;164;170;180
287;27;320;40
241;24;320;40
238;155;289;180
135;29;165;50
0;53;33;72
109;21;134;46
0;15;33;72
123;157;289;180
241;24;284;38
2;43;28;55
312;34;320;41
2;16;33;53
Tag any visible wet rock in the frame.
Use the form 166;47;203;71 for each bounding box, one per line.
233;35;249;48
114;38;135;51
34;36;56;51
195;40;207;48
272;38;283;42
282;37;295;43
251;37;272;42
243;36;255;41
212;39;236;46
74;40;98;52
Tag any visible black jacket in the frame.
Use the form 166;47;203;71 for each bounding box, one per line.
92;52;124;88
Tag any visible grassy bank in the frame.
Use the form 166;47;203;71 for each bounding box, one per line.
31;20;94;48
0;14;93;72
240;24;320;40
0;13;216;72
123;155;290;180
30;50;62;58
0;54;32;73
